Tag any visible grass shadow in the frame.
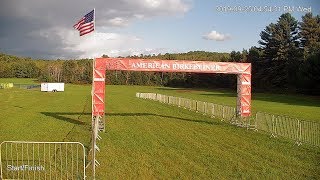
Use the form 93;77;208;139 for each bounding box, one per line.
41;112;220;126
41;112;87;125
107;112;220;125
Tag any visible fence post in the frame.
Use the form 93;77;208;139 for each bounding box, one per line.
211;104;215;118
203;102;207;115
296;119;302;146
195;101;198;112
247;117;250;130
254;112;258;131
271;115;276;137
222;106;225;120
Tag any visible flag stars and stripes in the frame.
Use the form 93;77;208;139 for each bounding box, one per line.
73;9;94;36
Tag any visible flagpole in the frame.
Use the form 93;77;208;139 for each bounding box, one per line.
93;8;96;31
94;8;96;42
92;7;97;180
74;9;98;178
93;8;96;53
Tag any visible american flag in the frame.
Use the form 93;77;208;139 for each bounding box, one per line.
73;10;94;36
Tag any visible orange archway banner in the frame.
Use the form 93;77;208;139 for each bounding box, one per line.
92;58;251;122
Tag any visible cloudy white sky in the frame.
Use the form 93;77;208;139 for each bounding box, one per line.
0;0;319;59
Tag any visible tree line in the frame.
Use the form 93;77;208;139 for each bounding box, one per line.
0;13;319;94
0;55;93;84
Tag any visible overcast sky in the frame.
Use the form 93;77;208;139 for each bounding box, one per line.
0;0;319;59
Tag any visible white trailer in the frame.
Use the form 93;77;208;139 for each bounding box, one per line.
41;83;64;92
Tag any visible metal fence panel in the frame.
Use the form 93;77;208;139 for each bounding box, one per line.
300;121;320;146
213;104;224;119
0;141;86;180
197;101;205;113
223;106;236;121
256;112;272;132
255;112;320;146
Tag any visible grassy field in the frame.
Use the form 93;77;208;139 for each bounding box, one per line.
0;78;319;179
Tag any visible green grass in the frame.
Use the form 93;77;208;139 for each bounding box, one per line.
0;79;319;179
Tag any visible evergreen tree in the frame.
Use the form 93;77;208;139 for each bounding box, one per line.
299;13;320;57
230;51;242;62
297;52;320;94
258;13;301;88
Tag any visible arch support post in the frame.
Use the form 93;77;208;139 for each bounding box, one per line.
236;73;251;117
92;58;106;131
90;58;107;179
